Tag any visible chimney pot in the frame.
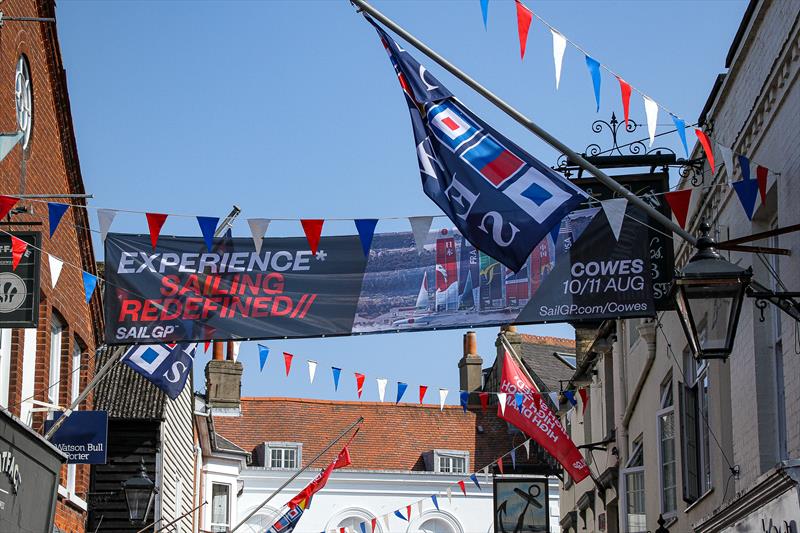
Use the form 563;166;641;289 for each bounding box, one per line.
464;331;478;356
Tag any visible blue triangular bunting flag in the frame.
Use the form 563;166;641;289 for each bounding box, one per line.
354;219;378;257
460;391;469;412
671;115;688;158
258;344;269;372
585;55;602;112
48;203;69;238
431;494;439;510
733;179;759;220
82;272;97;303
738;155;751;181
470;473;481;490
394;510;407;521
396;381;408;403
360;522;367;533
515;392;524;411
564;390;577;406
196;216;219;250
480;0;489;29
511;448;517;470
332;367;342;391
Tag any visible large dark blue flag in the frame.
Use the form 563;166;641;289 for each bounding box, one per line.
368;18;585;271
121;343;197;400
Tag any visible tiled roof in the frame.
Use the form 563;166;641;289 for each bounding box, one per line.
214;397;553;472
93;345;167;419
519;336;576;393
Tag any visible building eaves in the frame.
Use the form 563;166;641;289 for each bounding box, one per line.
93;345;167;420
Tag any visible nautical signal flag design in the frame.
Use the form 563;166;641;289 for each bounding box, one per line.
367;17;585;272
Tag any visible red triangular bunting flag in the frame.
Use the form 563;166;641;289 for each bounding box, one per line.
11;236;27;270
515;0;533;60
695;129;715;174
283;352;294;376
406;505;411;520
458;479;466;496
301;219;324;255
371;518;377;532
0;196;19;220
664;189;693;229
756;166;768;204
579;388;589;414
204;340;211;353
146;213;168;250
497;456;504;474
419;385;428;404
617;77;632;127
479;392;489;412
355;372;366;398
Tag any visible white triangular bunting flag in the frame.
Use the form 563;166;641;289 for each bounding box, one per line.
523;439;530;459
377;378;387;402
483;466;490;483
307;360;317;384
230;341;241;362
417;500;424;517
383;515;390;530
0;131;23;163
549;391;559;406
551;30;567;90
447;487;452;505
97;209;117;242
48;255;64;289
439;388;448;411
497;392;507;415
643;96;658;146
409;216;433;255
600;198;627;241
247;218;271;254
717;144;735;180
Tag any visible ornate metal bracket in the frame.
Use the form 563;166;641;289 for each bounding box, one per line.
748;290;800;322
677;157;707;186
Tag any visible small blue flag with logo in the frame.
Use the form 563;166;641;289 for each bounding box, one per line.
367;17;585;271
121;343;197;400
267;504;305;533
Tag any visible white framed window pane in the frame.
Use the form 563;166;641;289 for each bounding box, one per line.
211;483;230;531
625;470;646;533
48;316;63;408
71;341;81;404
659;411;677;514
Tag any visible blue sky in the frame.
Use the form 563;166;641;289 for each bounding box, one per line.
56;0;747;402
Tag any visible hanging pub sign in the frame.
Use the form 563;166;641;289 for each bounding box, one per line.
572;172;674;309
103;206;655;344
43;411;108;464
493;477;549;533
0;232;41;328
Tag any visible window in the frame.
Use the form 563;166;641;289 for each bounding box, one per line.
681;349;712;503
210;483;230;533
48;315;64;412
15;55;33;150
657;373;676;516
263;442;302;469
623;437;646;533
768;218;788;460
433;450;468;474
66;339;83;495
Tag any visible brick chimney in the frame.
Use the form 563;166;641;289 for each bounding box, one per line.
459;331;484;393
205;341;243;410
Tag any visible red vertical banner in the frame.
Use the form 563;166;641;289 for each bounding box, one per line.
498;351;590;482
435;232;458;311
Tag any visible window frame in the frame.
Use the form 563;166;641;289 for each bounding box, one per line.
65;338;84;496
657;372;677;518
263;442;302;470
433;449;469;474
48;315;64;412
210;482;231;532
621;437;646;533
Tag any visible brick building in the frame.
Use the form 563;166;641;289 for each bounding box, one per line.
0;1;102;532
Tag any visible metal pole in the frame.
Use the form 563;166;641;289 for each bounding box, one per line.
12;194;94;199
231;416;364;533
215;205;241;238
351;0;696;247
135;500;207;533
44;345;121;440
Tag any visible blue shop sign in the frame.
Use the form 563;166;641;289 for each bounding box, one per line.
44;411;108;464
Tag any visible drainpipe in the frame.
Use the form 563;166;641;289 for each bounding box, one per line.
622;320;657;429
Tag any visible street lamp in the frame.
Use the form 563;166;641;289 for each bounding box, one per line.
672;222;752;360
122;458;156;524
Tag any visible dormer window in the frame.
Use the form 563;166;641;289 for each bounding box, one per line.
263;442;302;469
434;450;468;474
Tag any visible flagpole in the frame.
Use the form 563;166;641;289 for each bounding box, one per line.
44;344;122;440
230;416;364;533
350;0;697;247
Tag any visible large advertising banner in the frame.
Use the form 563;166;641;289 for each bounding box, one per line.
104;206;655;344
